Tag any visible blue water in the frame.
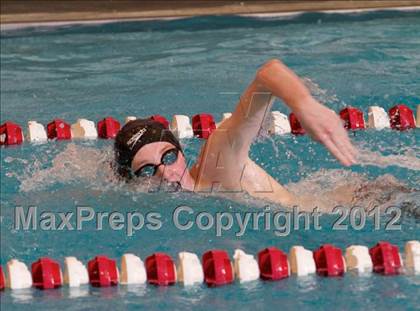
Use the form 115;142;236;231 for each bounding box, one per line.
1;10;419;311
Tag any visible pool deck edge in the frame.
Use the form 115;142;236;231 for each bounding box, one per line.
1;1;420;25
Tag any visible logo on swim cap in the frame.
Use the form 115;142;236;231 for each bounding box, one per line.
127;128;147;150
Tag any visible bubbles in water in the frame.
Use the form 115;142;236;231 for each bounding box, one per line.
302;77;341;107
357;145;420;171
13;143;119;192
8;135;418;214
286;168;417;212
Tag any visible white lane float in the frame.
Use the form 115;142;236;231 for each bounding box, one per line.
125;116;137;124
6;259;33;289
1;240;419;292
233;249;259;282
367;106;390;129
170;115;194;139
1;103;418;147
27;121;47;142
222;112;232;121
344;245;373;274
120;253;147;285
288;246;316;276
176;252;204;286
216;112;232;128
63;256;89;287
404;240;420;274
268;111;291;135
70;119;98;139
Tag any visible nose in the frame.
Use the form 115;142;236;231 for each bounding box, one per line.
157;163;185;183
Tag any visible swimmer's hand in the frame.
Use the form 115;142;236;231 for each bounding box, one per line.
244;58;358;166
293;96;358;166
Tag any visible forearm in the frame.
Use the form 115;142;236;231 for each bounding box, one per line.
256;59;312;111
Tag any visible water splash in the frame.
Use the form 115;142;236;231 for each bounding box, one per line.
286;169;417;212
12;143;119;192
357;146;420;171
302;77;342;107
7;141;418;213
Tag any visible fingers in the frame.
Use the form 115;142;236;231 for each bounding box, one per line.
321;135;353;166
331;128;358;164
336;122;358;157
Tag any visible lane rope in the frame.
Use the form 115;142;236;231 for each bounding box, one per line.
1;240;419;290
0;104;418;146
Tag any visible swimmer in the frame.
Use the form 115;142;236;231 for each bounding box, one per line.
114;59;358;209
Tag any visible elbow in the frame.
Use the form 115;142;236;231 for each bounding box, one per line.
256;58;282;84
259;59;282;73
263;58;282;67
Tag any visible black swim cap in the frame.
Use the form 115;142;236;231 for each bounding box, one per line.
114;119;182;178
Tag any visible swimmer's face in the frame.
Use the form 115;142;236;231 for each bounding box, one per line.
131;141;194;190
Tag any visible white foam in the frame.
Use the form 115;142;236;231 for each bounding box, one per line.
357;147;420;171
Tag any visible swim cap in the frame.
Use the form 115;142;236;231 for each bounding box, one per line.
114;119;182;178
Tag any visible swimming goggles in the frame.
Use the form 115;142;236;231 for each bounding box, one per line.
134;148;179;177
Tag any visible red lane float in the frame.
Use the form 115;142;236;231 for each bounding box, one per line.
97;117;121;139
369;241;402;275
31;257;63;289
192;114;216;139
258;247;289;280
47;119;71;140
0;266;5;290
313;244;345;277
87;255;119;287
0;121;24;145
150;115;169;129
145;253;176;286
389;104;415;130
202;250;234;286
339;107;365;130
289;113;305;135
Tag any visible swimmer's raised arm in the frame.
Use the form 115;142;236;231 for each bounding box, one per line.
222;59;358;166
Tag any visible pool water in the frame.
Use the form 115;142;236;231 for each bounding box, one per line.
1;10;419;310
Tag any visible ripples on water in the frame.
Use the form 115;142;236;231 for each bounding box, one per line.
1;11;419;311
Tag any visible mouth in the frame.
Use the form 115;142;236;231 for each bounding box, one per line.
163;181;182;192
